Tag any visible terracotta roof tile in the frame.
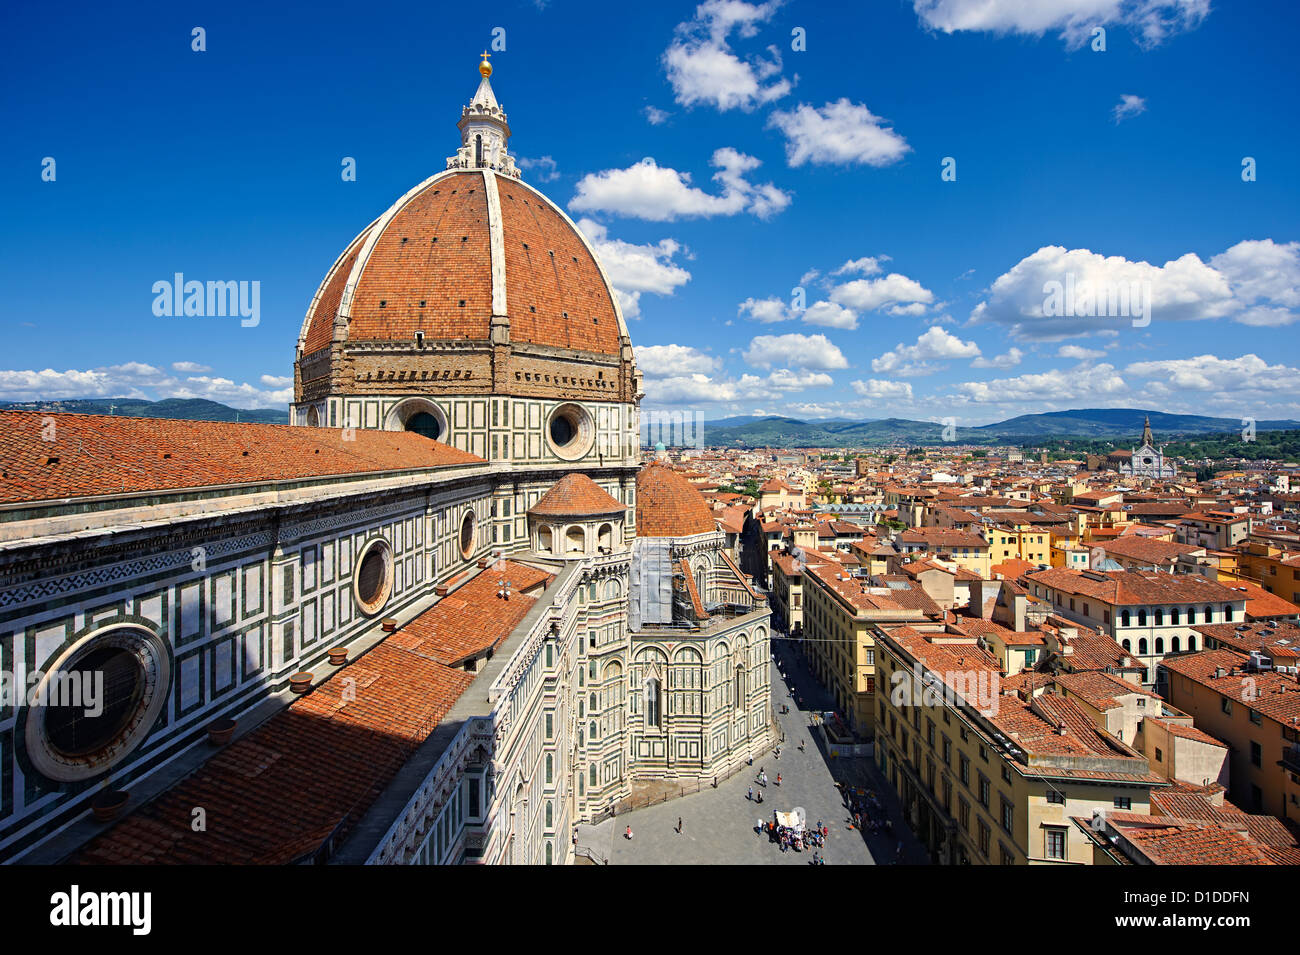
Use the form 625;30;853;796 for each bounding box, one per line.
300;171;621;357
398;561;553;665
0;412;483;505
527;473;623;517
635;462;716;538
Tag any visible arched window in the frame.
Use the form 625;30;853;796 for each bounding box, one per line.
1187;608;1196;624
589;692;597;713
537;525;553;554
475;134;483;166
645;678;661;728
1224;605;1234;622
1121;610;1131;627
1187;636;1197;651
1137;610;1147;627
1122;639;1131;651
545;802;553;829
404;411;442;441
1204;605;1213;623
566;525;586;555
1138;638;1148;655
589;720;597;741
546;841;553;865
1171;636;1181;653
1154;638;1164;654
1155;609;1163;626
545;754;553;784
597;523;613;552
735;664;747;710
1171;608;1180;626
589;763;597;786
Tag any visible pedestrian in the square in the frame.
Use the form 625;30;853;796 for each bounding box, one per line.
748;786;754;801
677;816;683;834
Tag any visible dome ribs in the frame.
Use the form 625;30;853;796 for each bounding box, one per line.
295;167;634;405
302;239;362;356
498;176;620;356
348;173;492;343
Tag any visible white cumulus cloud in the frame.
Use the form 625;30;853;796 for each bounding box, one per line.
852;379;914;401
576;219;691;319
956;363;1127;403
663;0;792;112
0;362;291;409
635;344;720;377
744;333;848;370
912;0;1210;49
871;326;981;376
1113;94;1147;122
569;148;789;222
969;244;1235;339
767;98;910;168
830;272;934;313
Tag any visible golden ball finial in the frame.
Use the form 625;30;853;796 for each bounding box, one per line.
479;51;492;78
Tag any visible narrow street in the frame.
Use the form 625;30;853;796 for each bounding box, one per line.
578;629;930;865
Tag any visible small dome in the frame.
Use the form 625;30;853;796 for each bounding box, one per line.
529;473;623;517
654;441;666;451
636;462;716;538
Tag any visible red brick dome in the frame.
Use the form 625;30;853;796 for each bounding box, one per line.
636;463;717;538
529;473;624;517
298;170;625;359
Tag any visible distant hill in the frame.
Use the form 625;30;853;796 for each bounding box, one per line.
5;400;1293;449
686;408;1300;449
0;397;288;425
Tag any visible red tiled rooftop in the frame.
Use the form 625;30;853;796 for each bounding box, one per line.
396;561;553;666
70;562;549;865
0;412;483;505
300;171;620;358
527;473;623;518
636;462;716;538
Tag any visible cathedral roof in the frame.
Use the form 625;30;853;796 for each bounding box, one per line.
528;473;624;517
635;462;716;538
297;171;624;358
296;61;630;367
67;561;551;864
0;411;482;505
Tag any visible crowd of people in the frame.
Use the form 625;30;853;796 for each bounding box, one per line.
842;784;890;836
757;817;828;855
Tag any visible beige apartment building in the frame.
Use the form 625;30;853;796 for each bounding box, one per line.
875;626;1165;865
801;563;941;736
897;528;992;576
1160;647;1300;823
1023;567;1247;687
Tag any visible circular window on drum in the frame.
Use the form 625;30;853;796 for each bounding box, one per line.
354;538;394;616
384;398;448;443
405;411;442;441
546;403;594;461
25;624;171;783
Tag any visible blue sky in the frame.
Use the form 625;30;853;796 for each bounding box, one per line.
2;0;1297;425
